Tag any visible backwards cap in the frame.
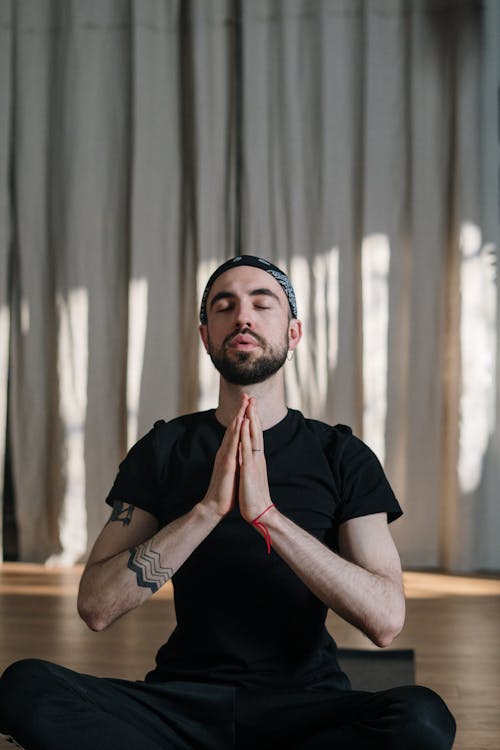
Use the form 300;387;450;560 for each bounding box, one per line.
199;255;297;324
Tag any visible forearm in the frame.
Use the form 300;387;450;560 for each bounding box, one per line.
78;501;220;631
263;510;405;647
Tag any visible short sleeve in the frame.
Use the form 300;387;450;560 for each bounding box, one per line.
105;423;163;521
328;426;403;525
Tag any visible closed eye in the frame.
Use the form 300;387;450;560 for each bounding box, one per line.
215;304;272;312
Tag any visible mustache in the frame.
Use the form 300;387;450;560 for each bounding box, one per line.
225;328;264;347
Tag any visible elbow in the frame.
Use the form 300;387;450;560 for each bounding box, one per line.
83;615;108;633
371;627;399;649
77;570;113;632
79;608;108;632
370;604;406;649
77;595;109;632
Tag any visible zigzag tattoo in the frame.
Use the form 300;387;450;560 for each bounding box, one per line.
127;541;174;593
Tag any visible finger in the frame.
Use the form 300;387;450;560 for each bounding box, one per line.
240;417;253;462
229;414;244;451
221;408;245;455
250;397;263;428
249;399;263;451
226;398;248;435
238;394;250;415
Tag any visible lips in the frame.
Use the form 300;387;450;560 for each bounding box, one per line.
227;333;260;350
231;334;258;345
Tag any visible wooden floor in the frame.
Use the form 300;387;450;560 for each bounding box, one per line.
0;564;499;749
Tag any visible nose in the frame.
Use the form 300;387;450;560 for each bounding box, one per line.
234;300;255;329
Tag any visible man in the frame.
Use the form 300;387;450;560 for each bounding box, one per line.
0;255;455;749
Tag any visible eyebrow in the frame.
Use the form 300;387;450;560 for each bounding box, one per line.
209;288;282;309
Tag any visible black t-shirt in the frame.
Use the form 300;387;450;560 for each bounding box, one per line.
106;408;402;690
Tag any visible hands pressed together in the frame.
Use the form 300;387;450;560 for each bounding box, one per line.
204;394;274;526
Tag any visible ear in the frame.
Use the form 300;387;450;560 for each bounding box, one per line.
199;324;209;353
287;319;302;351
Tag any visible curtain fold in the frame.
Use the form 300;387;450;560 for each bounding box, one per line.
476;0;500;572
0;0;13;562
0;0;497;571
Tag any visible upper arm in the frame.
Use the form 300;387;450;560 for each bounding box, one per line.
338;512;403;586
85;501;160;569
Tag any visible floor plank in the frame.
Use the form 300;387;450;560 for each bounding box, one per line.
0;564;499;749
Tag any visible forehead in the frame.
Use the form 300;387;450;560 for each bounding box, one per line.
207;265;287;304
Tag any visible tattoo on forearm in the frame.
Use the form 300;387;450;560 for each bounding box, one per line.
127;541;174;593
107;501;135;526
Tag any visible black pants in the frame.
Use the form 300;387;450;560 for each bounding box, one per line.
0;659;456;750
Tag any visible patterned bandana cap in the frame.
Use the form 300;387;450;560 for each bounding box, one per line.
199;255;298;324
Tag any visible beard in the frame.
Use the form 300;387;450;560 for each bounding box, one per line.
207;329;289;385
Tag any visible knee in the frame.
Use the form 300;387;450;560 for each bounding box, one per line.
0;659;55;729
395;685;456;750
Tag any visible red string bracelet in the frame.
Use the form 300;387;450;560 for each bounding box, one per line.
251;503;275;554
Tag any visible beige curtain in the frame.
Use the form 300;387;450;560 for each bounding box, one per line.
0;0;10;564
0;0;497;571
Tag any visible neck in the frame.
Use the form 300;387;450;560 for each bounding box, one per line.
214;373;288;430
